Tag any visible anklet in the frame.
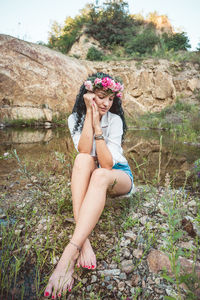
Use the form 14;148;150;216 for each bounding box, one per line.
69;241;81;251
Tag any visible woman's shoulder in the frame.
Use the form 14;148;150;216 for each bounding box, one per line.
108;111;122;123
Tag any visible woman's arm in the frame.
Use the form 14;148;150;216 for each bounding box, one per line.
77;92;94;153
92;102;113;169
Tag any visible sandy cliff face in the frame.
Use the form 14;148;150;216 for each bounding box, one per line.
0;34;200;123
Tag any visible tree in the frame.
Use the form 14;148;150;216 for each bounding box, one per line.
85;1;134;48
162;32;191;51
125;28;159;55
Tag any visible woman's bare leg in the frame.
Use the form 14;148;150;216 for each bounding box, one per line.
44;168;131;298
71;153;97;269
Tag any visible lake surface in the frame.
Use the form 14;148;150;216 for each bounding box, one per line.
0;127;200;189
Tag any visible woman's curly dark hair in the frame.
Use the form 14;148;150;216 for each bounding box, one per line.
71;72;127;141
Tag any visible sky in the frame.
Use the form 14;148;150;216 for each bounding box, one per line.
0;0;199;50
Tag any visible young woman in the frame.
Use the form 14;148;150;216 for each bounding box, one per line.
44;72;134;298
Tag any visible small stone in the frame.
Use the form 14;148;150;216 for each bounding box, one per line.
0;213;6;219
140;216;148;225
154;288;163;294
125;280;132;287
82;278;88;284
131;274;140;286
124;231;137;241
18;224;24;229
15;229;22;235
51;256;59;265
124;248;131;258
98;269;120;276
86;285;92;292
148;278;154;285
110;263;118;269
119;273;127;280
99;233;107;240
44;122;52;128
188;200;196;207
130;287;135;294
37;224;43;231
105;276;110;282
120;239;131;247
133;248;143;259
178;241;193;249
118;281;125;291
121;260;134;274
91;275;97;283
107;284;113;290
142;279;146;288
155;278;160;285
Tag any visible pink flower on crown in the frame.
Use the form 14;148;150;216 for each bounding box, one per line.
84;80;93;91
94;78;102;85
113;82;124;92
116;92;122;98
101;77;111;89
107;79;116;90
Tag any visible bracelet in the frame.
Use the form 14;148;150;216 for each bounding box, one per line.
94;134;104;140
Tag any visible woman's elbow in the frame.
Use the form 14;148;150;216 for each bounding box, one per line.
101;162;113;170
78;146;91;154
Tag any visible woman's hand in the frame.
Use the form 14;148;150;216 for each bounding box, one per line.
92;101;101;133
83;92;95;111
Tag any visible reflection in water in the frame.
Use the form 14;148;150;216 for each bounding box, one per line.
0;127;200;188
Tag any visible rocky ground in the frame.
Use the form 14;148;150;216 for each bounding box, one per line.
0;163;199;300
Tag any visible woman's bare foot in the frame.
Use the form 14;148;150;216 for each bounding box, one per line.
77;238;96;269
44;243;79;299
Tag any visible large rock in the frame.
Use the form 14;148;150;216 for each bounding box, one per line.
68;33;105;60
0;34;95;122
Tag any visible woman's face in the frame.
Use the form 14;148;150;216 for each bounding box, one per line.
94;89;114;116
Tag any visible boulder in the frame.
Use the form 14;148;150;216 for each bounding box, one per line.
68;33;105;60
0;34;95;123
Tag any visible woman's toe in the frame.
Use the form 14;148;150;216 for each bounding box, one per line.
44;283;53;297
62;278;74;294
51;287;58;299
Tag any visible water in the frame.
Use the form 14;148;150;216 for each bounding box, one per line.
0;127;200;189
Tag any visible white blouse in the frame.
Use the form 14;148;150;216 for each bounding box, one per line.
68;111;127;166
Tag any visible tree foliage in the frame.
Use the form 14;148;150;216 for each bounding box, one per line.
86;46;104;61
85;1;137;47
125;28;160;55
47;0;191;57
161;32;191;51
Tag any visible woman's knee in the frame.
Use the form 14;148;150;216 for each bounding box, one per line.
90;168;110;187
73;153;95;170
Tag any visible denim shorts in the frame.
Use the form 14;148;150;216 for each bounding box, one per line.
112;162;134;195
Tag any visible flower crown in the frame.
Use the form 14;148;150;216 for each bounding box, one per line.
84;74;124;98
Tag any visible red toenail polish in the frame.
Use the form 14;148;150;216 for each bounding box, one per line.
92;265;95;268
58;293;61;297
45;292;49;297
69;289;71;292
52;296;54;299
88;266;91;269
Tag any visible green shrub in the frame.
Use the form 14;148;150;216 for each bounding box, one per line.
161;32;191;51
86;46;104;61
125;28;159;55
